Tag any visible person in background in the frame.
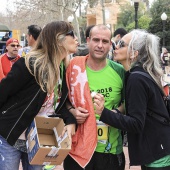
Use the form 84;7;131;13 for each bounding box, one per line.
0;32;10;54
107;28;127;60
112;28;127;44
65;24;125;170
19;25;42;57
95;29;170;169
161;47;169;70
0;21;78;170
85;25;95;40
2;32;10;41
0;38;20;81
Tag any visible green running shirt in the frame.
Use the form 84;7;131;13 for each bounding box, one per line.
86;59;124;154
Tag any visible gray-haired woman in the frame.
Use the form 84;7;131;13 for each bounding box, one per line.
94;29;170;169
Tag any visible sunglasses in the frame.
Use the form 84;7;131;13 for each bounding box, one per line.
112;41;116;50
117;40;128;49
66;30;75;38
10;44;20;48
112;40;128;50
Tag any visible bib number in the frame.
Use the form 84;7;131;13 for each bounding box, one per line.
96;120;108;140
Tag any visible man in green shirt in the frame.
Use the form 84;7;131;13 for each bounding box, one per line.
64;24;125;170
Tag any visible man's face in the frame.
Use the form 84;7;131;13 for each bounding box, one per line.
6;42;20;57
26;34;34;47
87;28;112;61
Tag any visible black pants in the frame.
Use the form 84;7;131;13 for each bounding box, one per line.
141;165;170;170
64;151;125;170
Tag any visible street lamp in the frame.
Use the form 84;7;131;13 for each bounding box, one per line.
161;12;168;47
67;15;74;24
133;0;140;29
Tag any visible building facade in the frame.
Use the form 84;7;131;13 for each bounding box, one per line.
86;0;130;32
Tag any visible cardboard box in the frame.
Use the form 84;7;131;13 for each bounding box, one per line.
26;116;71;165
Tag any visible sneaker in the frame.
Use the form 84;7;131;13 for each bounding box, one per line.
43;165;56;170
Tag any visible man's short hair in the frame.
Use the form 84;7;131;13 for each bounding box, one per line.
113;28;127;38
27;25;42;41
85;25;95;39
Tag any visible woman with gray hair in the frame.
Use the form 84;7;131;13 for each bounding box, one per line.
94;29;170;169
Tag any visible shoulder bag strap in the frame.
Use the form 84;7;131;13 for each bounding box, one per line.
131;71;170;125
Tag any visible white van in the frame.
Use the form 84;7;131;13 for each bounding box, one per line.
0;32;6;40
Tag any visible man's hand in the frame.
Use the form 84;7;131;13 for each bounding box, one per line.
70;107;89;124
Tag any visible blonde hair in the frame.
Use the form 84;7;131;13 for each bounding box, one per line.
25;21;73;93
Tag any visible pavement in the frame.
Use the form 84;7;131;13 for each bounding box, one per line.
19;147;141;170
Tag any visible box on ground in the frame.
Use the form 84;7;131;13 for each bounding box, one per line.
26;116;71;165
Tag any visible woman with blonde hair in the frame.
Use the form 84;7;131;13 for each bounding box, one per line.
0;21;79;170
95;29;170;169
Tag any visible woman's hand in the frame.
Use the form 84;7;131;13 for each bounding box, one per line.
93;93;105;116
61;124;76;143
69;107;89;124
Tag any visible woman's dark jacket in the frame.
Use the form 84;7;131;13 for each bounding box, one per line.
100;66;170;166
0;57;76;146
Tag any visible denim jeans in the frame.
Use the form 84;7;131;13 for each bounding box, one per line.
0;135;43;170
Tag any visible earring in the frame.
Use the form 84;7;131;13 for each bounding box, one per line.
130;56;136;62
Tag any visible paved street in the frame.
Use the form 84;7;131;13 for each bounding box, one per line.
19;147;141;170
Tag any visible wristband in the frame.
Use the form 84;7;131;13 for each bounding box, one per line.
68;106;74;111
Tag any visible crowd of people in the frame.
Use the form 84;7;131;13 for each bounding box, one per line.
0;20;170;170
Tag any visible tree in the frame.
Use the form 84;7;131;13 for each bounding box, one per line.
118;3;135;28
88;0;98;8
1;0;87;44
117;1;148;28
148;0;170;50
126;15;151;32
14;0;81;23
143;0;149;11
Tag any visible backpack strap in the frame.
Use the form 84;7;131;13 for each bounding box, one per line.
131;71;170;126
131;71;164;95
147;110;170;125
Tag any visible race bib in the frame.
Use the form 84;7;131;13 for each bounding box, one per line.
96;120;108;141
